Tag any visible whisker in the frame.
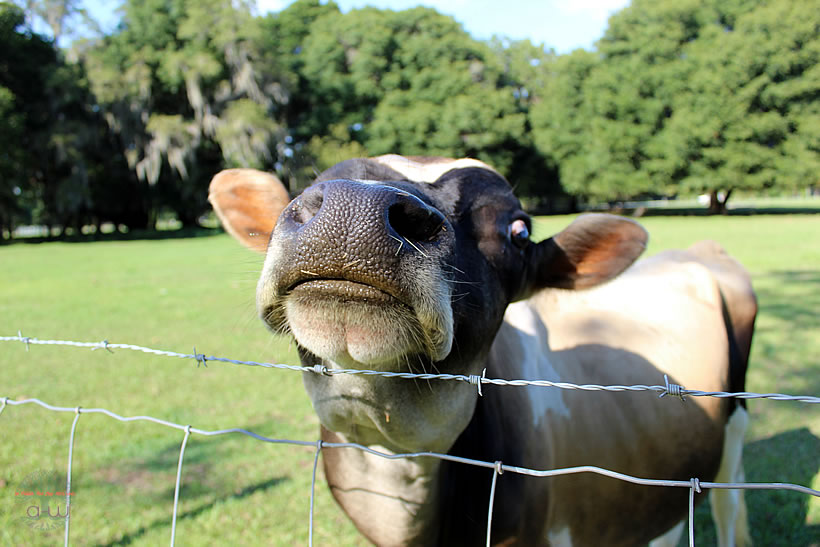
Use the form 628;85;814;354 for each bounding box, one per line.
418;355;435;393
389;234;404;256
449;279;480;286
404;238;428;258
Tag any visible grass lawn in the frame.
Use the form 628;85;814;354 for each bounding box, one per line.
1;214;818;545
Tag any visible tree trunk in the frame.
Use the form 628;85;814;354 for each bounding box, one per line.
0;213;10;240
707;189;733;215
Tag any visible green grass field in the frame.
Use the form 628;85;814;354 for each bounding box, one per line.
1;214;818;545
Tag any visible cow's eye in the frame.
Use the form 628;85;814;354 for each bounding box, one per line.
509;219;530;248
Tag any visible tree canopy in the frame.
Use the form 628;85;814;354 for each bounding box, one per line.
80;0;288;226
1;2;132;235
530;0;820;211
2;0;817;238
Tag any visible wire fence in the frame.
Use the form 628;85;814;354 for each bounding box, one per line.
4;333;819;404
2;332;819;547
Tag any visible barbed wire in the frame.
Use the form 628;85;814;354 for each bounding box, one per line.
1;396;819;547
3;332;820;404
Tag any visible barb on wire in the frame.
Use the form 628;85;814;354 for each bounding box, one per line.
17;330;31;351
192;347;207;368
469;368;487;397
92;340;113;353
3;333;820;404
660;374;686;401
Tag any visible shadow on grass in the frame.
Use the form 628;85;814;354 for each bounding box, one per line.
95;475;288;546
754;270;820;396
90;425;309;545
115;429;302;501
755;270;820;329
687;428;820;546
745;428;820;545
3;226;224;245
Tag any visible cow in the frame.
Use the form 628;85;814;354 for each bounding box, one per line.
208;155;756;546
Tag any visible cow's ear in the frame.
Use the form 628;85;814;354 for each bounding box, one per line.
530;214;648;290
208;168;290;253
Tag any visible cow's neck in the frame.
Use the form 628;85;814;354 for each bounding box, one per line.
319;399;528;546
301;350;483;544
320;426;446;545
313;366;540;544
303;303;554;545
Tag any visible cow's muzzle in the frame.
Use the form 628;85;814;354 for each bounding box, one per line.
257;180;455;367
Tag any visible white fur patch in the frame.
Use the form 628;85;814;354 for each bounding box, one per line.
504;302;570;424
547;526;573;547
710;406;751;547
372;154;498;183
649;521;684;547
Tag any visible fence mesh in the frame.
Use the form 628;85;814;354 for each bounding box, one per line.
2;333;819;547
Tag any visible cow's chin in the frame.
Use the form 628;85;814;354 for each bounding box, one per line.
283;281;452;368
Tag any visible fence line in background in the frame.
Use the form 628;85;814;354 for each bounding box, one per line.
3;333;820;404
2;334;820;547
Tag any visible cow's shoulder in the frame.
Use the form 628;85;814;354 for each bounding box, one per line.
623;249;726;311
534;251;725;324
528;252;728;374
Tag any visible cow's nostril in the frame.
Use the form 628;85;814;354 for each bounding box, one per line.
292;185;324;224
388;196;446;243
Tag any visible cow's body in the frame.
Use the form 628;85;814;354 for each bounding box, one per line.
320;249;749;546
209;156;755;546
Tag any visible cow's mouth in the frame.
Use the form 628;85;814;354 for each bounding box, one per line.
288;278;401;306
283;278;429;367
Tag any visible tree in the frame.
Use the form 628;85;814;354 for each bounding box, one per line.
530;0;819;211
490;36;556;108
0;84;25;237
531;0;707;204
654;0;820;212
0;3;55;235
256;0;342;189
530;50;624;203
291;6;537;191
1;2;119;237
82;0;289;227
0;6;25;236
483;38;569;211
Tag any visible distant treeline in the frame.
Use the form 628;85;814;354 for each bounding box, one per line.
1;0;817;237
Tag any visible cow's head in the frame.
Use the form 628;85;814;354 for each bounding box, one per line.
209;156;647;452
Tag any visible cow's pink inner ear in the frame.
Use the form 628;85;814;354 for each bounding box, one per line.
208;168;290;253
545;214;648;290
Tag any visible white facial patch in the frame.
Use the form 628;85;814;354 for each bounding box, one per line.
547;526;573;547
504;301;571;423
372;154;498;183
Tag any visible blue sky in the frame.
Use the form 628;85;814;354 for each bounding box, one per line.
84;0;630;53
